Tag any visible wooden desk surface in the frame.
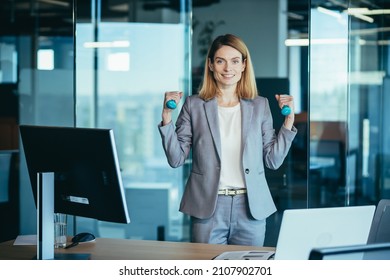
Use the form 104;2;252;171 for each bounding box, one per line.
0;238;274;260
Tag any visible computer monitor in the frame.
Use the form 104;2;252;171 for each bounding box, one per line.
20;125;131;259
19;125;130;224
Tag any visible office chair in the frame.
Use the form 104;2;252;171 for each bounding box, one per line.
367;199;390;244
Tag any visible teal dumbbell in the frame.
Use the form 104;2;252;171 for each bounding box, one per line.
166;100;177;110
281;105;291;116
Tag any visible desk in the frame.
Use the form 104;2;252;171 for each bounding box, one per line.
0;238;274;260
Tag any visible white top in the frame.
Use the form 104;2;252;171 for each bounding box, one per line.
217;103;245;190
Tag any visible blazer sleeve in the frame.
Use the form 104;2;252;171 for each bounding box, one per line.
261;98;297;170
158;96;192;168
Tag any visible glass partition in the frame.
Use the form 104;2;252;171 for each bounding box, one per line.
309;5;349;207
191;0;310;246
309;0;390;208
6;0;310;246
9;0;390;248
74;0;192;242
347;0;390;203
15;1;75;234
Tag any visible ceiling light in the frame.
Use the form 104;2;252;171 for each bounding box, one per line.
347;8;390;15
317;6;342;19
350;13;374;23
285;39;309;46
287;12;304;20
39;0;70;7
345;8;375;23
364;9;390;15
83;41;130;48
285;38;348;46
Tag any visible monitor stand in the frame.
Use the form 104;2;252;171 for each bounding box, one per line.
36;172;90;260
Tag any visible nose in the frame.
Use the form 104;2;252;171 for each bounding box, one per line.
224;61;232;71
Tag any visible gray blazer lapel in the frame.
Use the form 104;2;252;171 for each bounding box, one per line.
204;98;221;159
241;99;254;151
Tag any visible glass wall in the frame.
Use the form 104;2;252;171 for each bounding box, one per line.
1;0;309;246
4;0;390;249
14;0;75;235
72;0;310;246
74;0;192;242
309;0;390;208
309;6;349;207
192;0;309;246
347;0;390;202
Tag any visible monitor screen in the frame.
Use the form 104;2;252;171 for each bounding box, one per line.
19;125;130;224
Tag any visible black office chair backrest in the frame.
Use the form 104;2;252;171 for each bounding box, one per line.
367;199;390;244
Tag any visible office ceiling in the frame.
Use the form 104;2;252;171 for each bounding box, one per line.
0;0;389;37
0;0;219;35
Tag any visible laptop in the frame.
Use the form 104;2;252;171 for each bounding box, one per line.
273;205;376;260
309;242;390;260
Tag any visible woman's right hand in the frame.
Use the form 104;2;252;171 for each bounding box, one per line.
162;91;183;125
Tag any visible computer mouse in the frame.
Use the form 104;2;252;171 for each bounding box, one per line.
72;232;96;243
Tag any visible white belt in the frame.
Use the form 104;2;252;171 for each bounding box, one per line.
218;188;247;196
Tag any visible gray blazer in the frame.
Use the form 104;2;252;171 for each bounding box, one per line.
158;95;297;220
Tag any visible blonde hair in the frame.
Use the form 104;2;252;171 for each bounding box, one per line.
198;34;258;100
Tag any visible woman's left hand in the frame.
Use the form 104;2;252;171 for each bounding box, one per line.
275;94;295;130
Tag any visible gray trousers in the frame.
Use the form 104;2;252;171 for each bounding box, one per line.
190;194;266;246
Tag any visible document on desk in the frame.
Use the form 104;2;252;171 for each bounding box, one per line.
13;234;37;245
213;250;275;260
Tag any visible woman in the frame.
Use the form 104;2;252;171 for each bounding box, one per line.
158;34;297;246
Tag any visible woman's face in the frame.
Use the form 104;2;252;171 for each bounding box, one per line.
209;45;246;89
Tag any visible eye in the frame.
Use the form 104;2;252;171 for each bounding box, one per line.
215;59;224;64
232;59;240;64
